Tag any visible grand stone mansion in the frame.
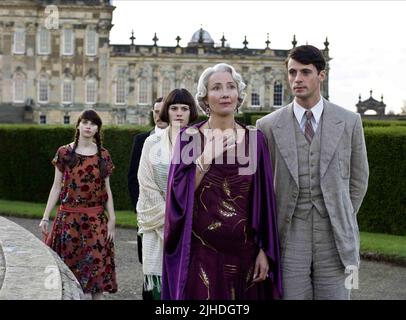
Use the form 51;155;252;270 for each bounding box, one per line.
0;0;330;125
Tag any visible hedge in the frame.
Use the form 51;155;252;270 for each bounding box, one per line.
358;126;406;235
362;120;406;127
0;124;150;211
0;122;405;235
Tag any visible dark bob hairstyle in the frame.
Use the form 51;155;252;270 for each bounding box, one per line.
159;88;198;124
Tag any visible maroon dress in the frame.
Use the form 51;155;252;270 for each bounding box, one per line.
46;145;117;294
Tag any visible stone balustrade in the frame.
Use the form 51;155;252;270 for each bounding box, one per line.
0;216;84;300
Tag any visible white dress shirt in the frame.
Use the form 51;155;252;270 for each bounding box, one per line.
293;97;324;133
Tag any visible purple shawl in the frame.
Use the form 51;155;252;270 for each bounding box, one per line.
161;121;283;300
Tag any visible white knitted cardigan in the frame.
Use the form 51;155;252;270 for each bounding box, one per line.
136;127;171;283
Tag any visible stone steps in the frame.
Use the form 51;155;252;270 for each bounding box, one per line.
0;216;84;300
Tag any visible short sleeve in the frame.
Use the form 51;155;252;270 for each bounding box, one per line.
51;146;68;173
102;149;115;177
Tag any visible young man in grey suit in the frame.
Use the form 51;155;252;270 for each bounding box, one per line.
256;45;369;300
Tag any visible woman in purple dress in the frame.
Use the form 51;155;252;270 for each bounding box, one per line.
162;63;283;300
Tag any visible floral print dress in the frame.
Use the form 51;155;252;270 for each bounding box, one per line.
46;144;117;294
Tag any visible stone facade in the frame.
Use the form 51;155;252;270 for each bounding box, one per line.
0;0;330;125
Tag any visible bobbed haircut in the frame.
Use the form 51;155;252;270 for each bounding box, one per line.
285;45;326;74
195;63;246;113
159;88;198;124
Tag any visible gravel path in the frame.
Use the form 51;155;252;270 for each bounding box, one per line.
4;216;406;300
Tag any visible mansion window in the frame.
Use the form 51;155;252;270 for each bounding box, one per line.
13;74;26;103
38;79;49;103
13;28;26;54
62;80;73;104
115;68;127;105
85;79;98;104
251;92;260;107
86;28;98;56
62;29;74;55
63;115;70;124
184;78;194;95
273;82;283;107
162;78;171;98
37;28;51;55
138;80;148;104
40;115;47;124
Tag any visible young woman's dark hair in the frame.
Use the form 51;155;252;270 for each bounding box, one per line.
159;88;198;124
66;109;108;178
285;45;326;74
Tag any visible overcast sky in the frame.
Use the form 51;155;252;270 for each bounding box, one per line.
110;0;406;114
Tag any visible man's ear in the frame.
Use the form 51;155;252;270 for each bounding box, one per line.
319;70;326;82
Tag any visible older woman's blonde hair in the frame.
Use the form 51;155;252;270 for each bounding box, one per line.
195;63;246;114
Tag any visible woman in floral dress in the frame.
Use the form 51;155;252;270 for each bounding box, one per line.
39;109;117;299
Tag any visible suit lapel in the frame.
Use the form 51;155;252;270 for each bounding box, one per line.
273;103;299;187
320;99;345;178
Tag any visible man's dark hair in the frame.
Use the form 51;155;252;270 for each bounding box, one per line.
285;45;326;74
159;88;198;124
154;97;164;104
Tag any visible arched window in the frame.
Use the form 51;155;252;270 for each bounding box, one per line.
85;78;98;104
273;81;283;107
162;78;171;98
13;71;26;103
138;79;148;104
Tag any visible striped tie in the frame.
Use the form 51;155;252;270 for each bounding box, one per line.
304;110;314;144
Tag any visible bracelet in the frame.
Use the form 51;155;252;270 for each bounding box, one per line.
41;218;49;222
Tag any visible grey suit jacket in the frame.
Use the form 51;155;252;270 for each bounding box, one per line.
257;98;369;267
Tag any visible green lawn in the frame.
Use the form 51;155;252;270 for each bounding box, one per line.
0;199;136;229
1;199;405;264
360;232;406;259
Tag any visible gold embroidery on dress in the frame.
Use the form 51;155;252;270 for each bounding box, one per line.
223;178;231;197
219;200;237;218
219;207;237;218
246;265;255;290
192;231;217;252
207;221;222;231
199;182;212;212
230;195;244;202
232;218;247;232
199;264;210;300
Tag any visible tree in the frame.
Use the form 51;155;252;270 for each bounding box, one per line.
400;100;406;115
